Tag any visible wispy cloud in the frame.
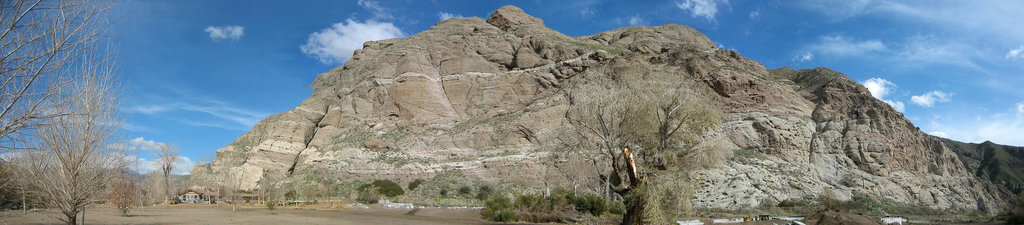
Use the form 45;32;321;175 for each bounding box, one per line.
437;12;463;21
1008;46;1024;60
676;0;727;21
126;88;269;131
300;19;405;64
910;90;952;107
929;104;1024;146
809;35;886;56
862;78;905;112
793;52;813;62
928;131;950;138
797;0;871;21
580;8;595;18
204;26;245;41
628;15;647;26
127;101;267;130
891;35;982;69
357;0;392;20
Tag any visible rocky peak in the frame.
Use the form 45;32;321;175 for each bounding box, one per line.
486;5;545;33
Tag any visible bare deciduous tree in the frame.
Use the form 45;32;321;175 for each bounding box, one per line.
0;0;115;152
157;143;178;203
108;170;135;216
8;57;123;225
224;167;247;211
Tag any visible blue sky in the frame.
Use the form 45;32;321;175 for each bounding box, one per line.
109;0;1024;175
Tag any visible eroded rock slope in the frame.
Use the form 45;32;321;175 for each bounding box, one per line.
194;5;1013;213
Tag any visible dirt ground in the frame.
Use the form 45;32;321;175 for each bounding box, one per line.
0;205;493;225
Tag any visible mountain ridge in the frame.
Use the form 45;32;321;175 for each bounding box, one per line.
192;5;1016;214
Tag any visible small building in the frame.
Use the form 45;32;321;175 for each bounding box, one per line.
175;189;209;204
676;220;704;225
881;217;906;225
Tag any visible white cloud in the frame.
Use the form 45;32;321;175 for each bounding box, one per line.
749;9;760;19
811;35;886;56
128;101;267;131
891;35;981;69
107;138;196;175
935;104;1024;146
676;0;725;21
628;15;647;26
910;90;953;107
884;100;905;112
798;0;871;20
928;131;950;138
126;105;170;115
300;19;405;64
861;78;905;112
863;78;895;99
794;52;813;62
124;154;196;176
1007;45;1024;60
204;26;244;41
580;8;595;18
357;0;392;20
129;137;164;151
438;12;463;21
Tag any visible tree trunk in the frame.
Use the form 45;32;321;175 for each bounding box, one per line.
67;213;77;225
619;147;644;225
621;196;645;225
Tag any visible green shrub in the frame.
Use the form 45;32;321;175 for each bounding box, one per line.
439;188;449;197
481;191;616;223
476;185;494;200
358;179;405;197
481;195;513;221
458;186;473;196
608;200;625;215
357;187;380;204
573;194;608;216
494;210;516;222
408;179;425;191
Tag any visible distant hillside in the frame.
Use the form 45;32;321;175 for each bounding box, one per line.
945;139;1024;193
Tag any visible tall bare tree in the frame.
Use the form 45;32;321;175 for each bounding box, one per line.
0;0;115;152
157;143;178;203
8;55;123;225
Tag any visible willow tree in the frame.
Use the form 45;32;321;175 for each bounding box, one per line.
563;77;719;225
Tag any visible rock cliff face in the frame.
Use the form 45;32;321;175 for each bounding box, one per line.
194;5;1013;213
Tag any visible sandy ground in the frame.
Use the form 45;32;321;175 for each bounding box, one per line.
0;205;493;225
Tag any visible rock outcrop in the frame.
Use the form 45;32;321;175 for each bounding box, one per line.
193;5;1014;214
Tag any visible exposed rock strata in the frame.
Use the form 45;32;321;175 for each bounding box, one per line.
194;5;1012;214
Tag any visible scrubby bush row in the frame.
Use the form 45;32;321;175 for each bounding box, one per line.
481;190;624;223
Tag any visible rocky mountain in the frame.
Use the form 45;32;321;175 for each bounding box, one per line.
193;5;1015;214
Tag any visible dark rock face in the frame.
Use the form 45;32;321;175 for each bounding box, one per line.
194;5;1013;214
